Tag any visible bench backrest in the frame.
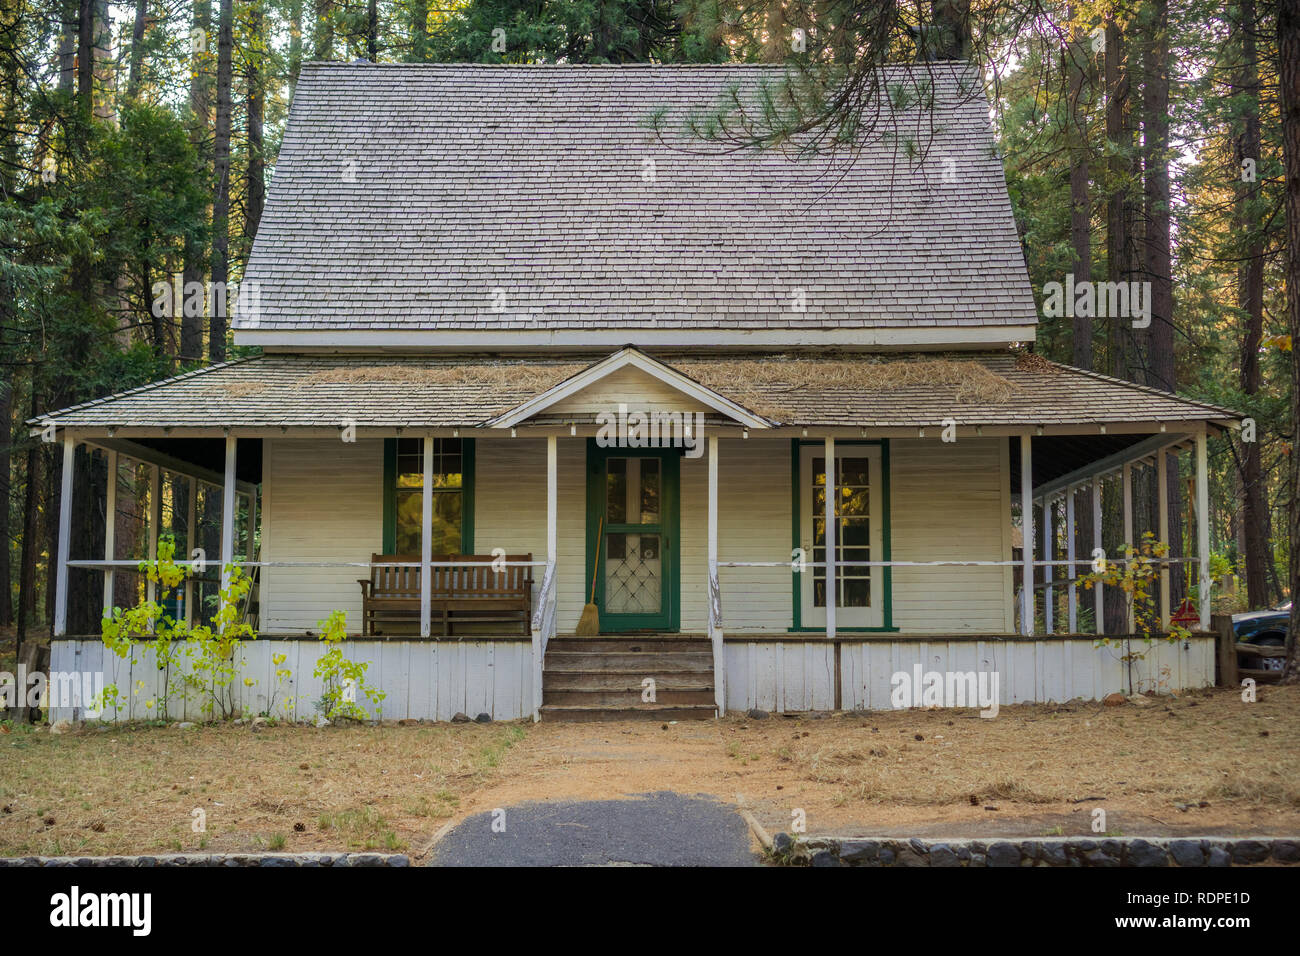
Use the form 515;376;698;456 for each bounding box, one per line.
368;554;423;598
368;554;534;599
431;554;533;599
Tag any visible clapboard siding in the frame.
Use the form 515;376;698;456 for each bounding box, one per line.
262;438;383;633
48;639;532;723
547;366;710;416
259;436;1016;636
889;438;1014;633
726;635;1215;713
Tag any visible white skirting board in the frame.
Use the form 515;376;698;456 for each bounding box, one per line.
47;639;533;723
724;636;1216;714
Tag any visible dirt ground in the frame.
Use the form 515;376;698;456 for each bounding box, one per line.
2;684;1297;860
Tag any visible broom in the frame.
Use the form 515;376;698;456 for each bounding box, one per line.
575;516;603;636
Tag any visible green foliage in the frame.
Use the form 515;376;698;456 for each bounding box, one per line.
1081;533;1194;645
313;610;387;721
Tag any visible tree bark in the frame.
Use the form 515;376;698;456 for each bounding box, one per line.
182;0;212;365
209;0;233;363
76;0;92;112
1238;0;1271;608
1279;0;1300;679
126;0;147;98
1067;12;1093;370
246;0;265;242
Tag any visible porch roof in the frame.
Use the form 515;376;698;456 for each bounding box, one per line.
31;350;1239;434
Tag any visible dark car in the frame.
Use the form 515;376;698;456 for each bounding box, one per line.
1233;604;1291;672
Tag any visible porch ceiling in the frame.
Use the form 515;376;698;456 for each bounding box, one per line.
30;350;1240;436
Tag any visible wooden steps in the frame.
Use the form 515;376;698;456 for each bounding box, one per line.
540;635;717;721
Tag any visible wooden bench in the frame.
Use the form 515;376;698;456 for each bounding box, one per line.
358;554;534;637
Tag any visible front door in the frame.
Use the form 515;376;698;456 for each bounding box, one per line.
586;442;679;632
798;443;884;629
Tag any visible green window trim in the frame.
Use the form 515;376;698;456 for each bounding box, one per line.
790;438;896;633
383;438;475;554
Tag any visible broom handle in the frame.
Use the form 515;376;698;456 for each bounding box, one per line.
590;515;604;604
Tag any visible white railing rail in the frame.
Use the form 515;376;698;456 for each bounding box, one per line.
530;560;558;722
707;568;725;717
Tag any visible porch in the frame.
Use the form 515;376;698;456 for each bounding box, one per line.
37;349;1240;722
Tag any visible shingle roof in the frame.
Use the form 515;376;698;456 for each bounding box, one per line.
34;351;1238;431
239;62;1038;335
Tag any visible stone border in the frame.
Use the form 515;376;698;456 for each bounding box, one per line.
0;853;409;867
773;835;1300;867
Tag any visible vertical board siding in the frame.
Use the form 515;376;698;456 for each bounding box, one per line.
48;640;532;723
727;636;1215;713
889;438;1012;633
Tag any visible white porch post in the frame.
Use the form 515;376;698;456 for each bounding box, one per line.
1092;476;1104;636
184;475;197;627
53;433;75;637
708;434;723;712
420;436;433;638
102;448;117;618
707;436;718;575
546;436;557;565
1042;496;1053;634
219;436;237;616
824;436;836;640
1019;434;1033;636
1157;450;1171;629
1122;461;1134;633
1195;431;1211;629
1066;487;1078;632
146;463;160;606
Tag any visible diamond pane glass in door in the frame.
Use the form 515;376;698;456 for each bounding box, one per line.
605;532;662;614
811;456;872;609
603;457;663;615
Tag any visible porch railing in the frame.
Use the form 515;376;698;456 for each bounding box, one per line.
530;560;558;721
707;569;725;716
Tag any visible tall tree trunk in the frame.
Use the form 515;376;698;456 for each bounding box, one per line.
408;0;426;62
1104;13;1131;381
1142;0;1173;392
209;0;233;363
58;0;76;92
314;0;333;60
15;396;41;655
367;0;377;59
247;0;265;242
1067;12;1093;370
76;0;92;113
182;0;212;365
0;352;11;627
1238;0;1271;608
288;0;304;91
126;0;146;98
1279;0;1300;679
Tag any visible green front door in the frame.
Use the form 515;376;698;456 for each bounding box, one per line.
585;441;680;633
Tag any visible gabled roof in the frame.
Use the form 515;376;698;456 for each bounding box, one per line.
237;62;1038;348
487;347;770;429
32;351;1238;434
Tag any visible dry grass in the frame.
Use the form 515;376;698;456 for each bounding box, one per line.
294;362;586;392
4;684;1294;856
256;355;1022;422
683;356;1019;419
0;721;525;858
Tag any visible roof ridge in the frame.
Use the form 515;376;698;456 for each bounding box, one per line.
32;355;263;425
1044;360;1242;419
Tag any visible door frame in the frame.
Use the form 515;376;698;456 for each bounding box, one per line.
790;438;897;632
584;439;680;632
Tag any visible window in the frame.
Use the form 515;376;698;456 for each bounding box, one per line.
385;438;474;554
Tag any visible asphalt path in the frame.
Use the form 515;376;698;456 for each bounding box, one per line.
429;791;759;867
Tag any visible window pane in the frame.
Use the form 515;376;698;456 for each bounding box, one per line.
606;459;627;524
640;459;660;524
392;440;464;551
